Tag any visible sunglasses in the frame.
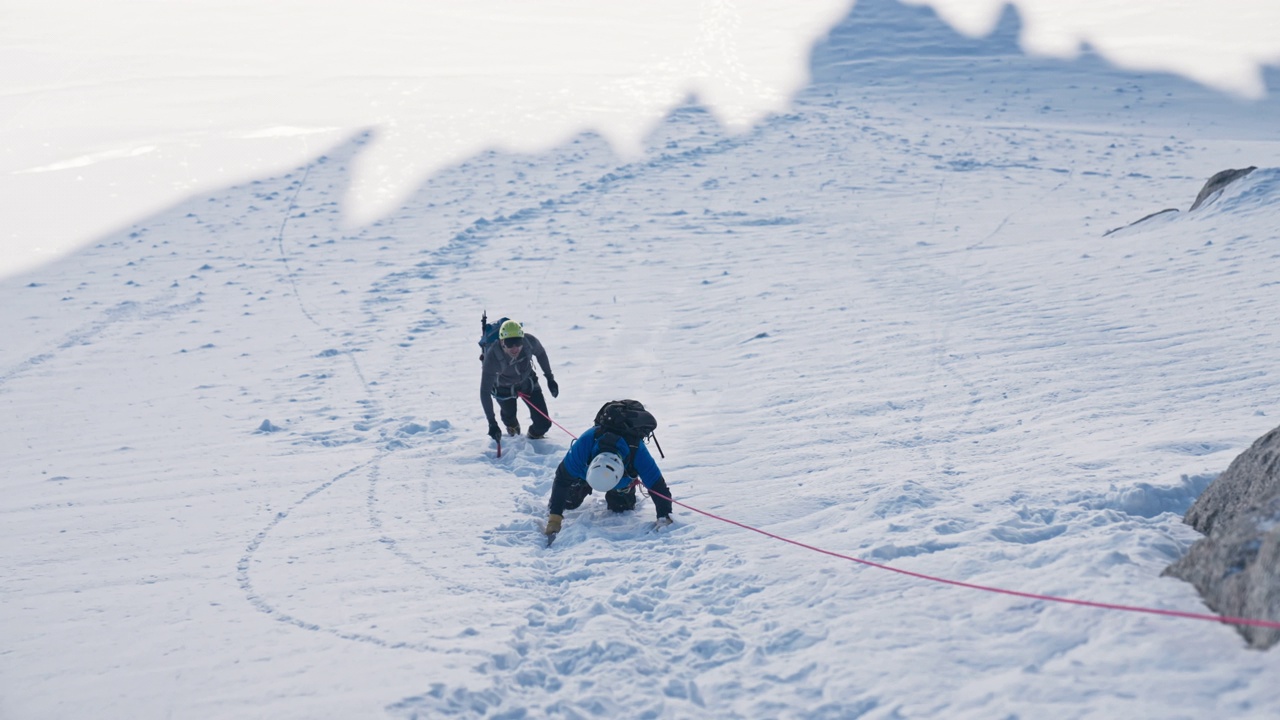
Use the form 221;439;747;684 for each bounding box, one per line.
502;337;524;348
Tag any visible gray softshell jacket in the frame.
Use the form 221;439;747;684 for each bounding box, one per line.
479;333;554;424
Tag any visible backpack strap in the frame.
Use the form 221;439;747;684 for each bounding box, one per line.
594;428;640;479
477;314;510;360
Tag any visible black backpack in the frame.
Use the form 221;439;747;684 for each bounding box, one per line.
592;400;663;478
478;312;510;361
594;399;657;442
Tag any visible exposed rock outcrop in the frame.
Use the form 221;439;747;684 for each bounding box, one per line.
1164;425;1280;649
1102;207;1178;237
1190;167;1257;211
1104;166;1257;235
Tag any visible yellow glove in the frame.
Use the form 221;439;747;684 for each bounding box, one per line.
545;514;563;535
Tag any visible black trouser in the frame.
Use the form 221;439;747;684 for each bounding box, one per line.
605;485;637;512
549;463;591;515
494;380;551;435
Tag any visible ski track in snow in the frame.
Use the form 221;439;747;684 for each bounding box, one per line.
232;118;786;716
240;110;1277;716
3;0;1280;717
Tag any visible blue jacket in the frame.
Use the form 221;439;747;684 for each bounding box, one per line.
549;426;673;519
562;426;662;492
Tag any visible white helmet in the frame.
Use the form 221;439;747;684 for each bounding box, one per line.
586;452;624;492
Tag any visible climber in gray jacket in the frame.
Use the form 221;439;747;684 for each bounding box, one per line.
480;320;558;440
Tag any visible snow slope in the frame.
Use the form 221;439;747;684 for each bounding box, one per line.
3;0;1279;718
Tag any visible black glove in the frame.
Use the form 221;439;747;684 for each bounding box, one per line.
546;376;559;398
487;421;501;440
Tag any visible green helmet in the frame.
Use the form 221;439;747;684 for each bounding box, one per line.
498;320;524;340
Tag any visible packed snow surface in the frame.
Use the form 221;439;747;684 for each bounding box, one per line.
3;0;1279;718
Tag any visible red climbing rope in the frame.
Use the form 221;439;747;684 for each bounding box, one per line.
645;487;1280;631
518;392;578;439
519;394;1279;631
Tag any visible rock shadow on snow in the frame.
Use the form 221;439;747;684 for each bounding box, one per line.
1077;474;1217;519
